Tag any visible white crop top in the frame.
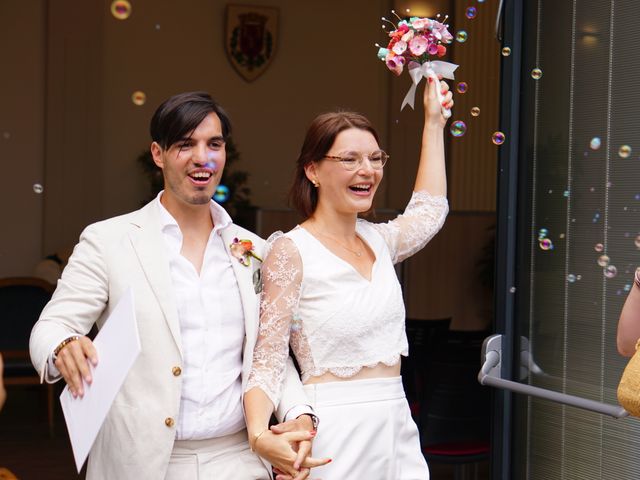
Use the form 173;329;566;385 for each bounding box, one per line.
246;190;449;407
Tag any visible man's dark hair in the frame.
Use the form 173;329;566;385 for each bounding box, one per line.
150;91;232;149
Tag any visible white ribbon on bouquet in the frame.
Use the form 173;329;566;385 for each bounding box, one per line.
401;60;459;115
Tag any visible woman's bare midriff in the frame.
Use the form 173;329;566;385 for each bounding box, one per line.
303;362;401;384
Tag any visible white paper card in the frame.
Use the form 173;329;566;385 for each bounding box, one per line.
60;287;141;472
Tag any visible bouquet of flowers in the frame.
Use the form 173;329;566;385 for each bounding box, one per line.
377;13;458;112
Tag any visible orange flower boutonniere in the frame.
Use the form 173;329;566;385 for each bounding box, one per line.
230;238;263;267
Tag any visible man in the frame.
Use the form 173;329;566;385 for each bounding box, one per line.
30;92;320;480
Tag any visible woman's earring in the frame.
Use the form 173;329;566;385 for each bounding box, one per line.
312;180;320;188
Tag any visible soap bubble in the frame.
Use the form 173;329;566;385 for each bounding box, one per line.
501;47;511;56
492;131;506;145
539;238;553;250
131;91;146;106
466;7;477;19
450;121;467;138
589;137;601;150
618;145;632;158
213;185;230;203
604;265;618;278
456;82;468;94
531;68;543;79
456;31;468;43
597;255;610;267
110;0;131;20
33;183;44;194
471;107;481;117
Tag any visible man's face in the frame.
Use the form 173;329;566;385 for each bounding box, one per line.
151;112;226;207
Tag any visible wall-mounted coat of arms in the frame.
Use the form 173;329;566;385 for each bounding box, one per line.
225;4;278;82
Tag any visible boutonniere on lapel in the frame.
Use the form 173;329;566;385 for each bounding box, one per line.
230;238;263;267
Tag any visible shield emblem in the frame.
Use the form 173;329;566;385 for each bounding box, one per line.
225;4;278;82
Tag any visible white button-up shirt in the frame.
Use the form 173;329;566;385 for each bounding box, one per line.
157;193;246;440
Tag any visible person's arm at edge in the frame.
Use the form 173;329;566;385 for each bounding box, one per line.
618;274;640;357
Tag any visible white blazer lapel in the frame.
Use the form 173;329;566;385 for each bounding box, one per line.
220;227;260;371
128;204;182;356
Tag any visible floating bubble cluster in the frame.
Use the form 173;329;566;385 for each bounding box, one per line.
450;120;467;138
538;228;553;251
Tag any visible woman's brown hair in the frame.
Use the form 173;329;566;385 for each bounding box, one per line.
289;111;380;218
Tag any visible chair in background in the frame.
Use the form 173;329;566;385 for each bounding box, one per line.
402;318;452;422
0;277;55;434
420;330;491;480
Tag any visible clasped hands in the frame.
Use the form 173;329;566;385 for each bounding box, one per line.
252;415;331;480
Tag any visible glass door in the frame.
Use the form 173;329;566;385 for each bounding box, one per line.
489;0;640;478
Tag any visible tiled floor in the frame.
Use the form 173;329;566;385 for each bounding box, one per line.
0;385;487;480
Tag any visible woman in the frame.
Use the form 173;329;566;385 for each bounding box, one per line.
244;77;453;480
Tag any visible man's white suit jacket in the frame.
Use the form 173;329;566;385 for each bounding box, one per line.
30;200;309;480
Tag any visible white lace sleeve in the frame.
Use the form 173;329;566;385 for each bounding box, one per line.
370;190;449;264
245;234;303;408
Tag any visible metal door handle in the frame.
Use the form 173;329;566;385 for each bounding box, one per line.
478;334;629;419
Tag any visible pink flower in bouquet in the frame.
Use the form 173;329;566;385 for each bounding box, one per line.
411;18;429;30
433;22;453;43
437;44;447;57
409;35;428;56
392;40;407;55
396;23;410;35
401;30;414;43
427;43;438;55
386;53;405;76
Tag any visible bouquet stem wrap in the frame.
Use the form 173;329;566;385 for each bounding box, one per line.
401;60;459;111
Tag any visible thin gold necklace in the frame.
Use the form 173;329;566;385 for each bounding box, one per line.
307;224;363;257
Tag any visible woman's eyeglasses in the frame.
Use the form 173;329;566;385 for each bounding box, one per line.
324;150;389;171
